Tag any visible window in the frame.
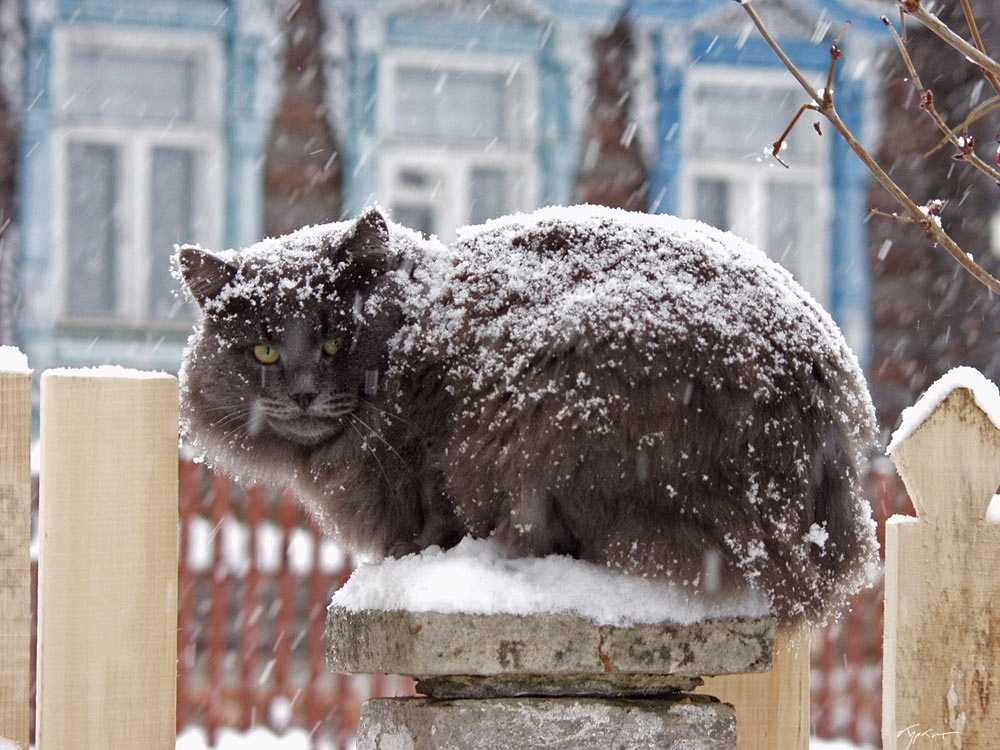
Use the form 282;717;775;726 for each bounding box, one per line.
394;69;508;143
66;143;118;317
53;28;224;324
682;69;830;305
380;52;536;240
63;48;196;123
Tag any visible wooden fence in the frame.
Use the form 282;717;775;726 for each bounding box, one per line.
175;461;411;747
1;365;996;749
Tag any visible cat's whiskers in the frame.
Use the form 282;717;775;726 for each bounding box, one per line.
348;421;393;488
219;419;251;445
359;401;421;434
207;405;251;430
350;412;408;467
201;402;250;414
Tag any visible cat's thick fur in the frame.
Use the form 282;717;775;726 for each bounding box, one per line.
178;205;879;624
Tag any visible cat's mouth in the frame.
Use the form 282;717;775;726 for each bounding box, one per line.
268;416;346;445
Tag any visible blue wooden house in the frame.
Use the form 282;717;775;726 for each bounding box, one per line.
15;0;886;377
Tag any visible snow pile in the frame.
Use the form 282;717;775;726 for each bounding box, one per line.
887;366;1000;454
809;739;877;750
44;364;173;380
0;345;29;373
331;536;770;626
175;727;310;750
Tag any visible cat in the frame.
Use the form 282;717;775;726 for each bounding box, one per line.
177;204;879;625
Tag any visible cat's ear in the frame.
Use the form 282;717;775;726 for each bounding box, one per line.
335;206;390;289
176;245;237;307
345;206;389;259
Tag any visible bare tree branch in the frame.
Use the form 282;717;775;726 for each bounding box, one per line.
733;0;1000;296
903;1;1000;83
924;94;1000;157
882;16;1000;185
958;0;1000;96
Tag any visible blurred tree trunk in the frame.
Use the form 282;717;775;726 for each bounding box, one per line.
574;16;647;211
0;0;18;344
263;0;342;237
869;0;1000;429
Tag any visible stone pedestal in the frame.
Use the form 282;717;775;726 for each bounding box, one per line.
328;606;775;749
358;696;736;750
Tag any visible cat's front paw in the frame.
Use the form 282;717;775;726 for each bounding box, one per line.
386;540;421;559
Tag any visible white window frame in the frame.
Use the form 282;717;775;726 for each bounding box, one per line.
378;49;538;240
51;25;225;326
680;65;832;308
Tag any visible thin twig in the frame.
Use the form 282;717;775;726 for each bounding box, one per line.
883;16;1000;184
924;95;1000;157
824;23;851;108
735;0;1000;295
771;102;821;167
868;208;917;225
905;2;1000;83
958;0;1000;96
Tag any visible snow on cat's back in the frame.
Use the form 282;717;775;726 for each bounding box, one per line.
394;204;878;625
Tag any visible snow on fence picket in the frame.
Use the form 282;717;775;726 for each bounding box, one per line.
883;368;1000;750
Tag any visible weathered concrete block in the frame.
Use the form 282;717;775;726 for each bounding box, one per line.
327;607;774;698
357;695;736;750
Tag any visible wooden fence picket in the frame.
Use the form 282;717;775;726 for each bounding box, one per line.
885;383;1000;749
0;367;31;750
35;369;178;749
698;626;810;749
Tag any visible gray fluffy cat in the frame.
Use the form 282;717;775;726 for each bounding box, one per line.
178;205;878;625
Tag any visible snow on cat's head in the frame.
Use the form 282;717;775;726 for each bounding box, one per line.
174;207;421;485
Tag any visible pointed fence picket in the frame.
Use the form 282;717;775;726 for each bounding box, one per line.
884;380;1000;749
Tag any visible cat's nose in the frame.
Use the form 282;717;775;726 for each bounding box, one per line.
290;392;317;411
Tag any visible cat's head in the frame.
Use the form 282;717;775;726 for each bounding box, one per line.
176;207;404;483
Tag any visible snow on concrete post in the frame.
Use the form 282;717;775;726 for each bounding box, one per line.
884;367;1000;749
327;540;778;749
36;367;178;750
0;348;31;750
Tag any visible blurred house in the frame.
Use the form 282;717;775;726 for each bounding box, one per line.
4;0;886;378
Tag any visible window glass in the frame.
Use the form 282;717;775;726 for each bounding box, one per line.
766;181;817;280
469;168;507;224
688;83;820;164
395;68;507;142
67;142;118;316
392;204;436;237
694;178;731;231
64;47;195;122
148;147;195;320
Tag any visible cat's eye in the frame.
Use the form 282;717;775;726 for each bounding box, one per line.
253;343;280;365
322;337;347;357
